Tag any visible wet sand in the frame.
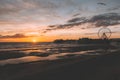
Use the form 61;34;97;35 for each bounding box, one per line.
0;49;120;80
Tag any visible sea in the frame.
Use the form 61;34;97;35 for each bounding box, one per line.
0;42;118;66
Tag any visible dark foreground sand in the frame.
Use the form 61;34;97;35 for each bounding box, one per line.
0;50;120;80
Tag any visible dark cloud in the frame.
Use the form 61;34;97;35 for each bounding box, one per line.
67;17;86;23
107;6;120;11
89;13;120;27
43;24;73;33
0;34;28;38
68;13;120;27
97;2;106;6
72;13;81;17
43;13;120;33
43;22;86;33
43;23;81;33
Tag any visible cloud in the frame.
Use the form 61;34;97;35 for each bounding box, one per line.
0;0;77;17
89;13;120;27
0;34;28;38
67;17;86;23
0;0;23;15
72;13;81;17
0;0;120;35
107;6;120;11
97;2;106;6
43;13;120;33
66;13;120;27
43;23;86;33
0;0;60;24
43;24;73;33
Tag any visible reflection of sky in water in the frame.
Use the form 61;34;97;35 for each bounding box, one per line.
0;50;105;66
0;50;117;65
0;49;119;66
0;43;119;66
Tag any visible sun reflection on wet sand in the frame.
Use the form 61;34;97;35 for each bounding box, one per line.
0;50;99;66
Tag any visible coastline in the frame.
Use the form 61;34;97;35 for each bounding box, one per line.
0;49;120;80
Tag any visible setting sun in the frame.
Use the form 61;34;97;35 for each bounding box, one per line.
32;39;37;43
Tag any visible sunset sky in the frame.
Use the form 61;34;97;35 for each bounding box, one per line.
0;0;120;42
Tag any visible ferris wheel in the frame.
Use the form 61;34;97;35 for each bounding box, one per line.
98;27;112;40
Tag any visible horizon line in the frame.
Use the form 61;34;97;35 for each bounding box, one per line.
0;38;120;43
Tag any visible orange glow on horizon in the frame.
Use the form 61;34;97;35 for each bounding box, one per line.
0;33;119;42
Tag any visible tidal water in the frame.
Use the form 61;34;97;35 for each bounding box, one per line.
0;42;117;66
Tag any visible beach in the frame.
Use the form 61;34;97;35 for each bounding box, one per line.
0;47;120;80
